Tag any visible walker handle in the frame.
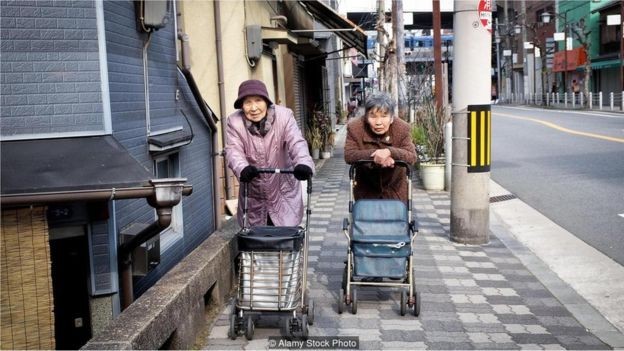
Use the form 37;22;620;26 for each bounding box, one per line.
349;160;411;179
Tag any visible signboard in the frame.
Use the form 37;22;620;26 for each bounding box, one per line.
478;0;492;33
545;38;555;68
467;105;491;173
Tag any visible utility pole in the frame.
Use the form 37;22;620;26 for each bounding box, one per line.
387;0;399;109
394;0;407;119
376;0;386;91
621;1;623;93
504;0;512;98
521;0;528;99
433;0;443;109
450;0;491;245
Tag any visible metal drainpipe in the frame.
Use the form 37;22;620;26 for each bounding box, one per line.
175;0;224;229
118;221;163;310
214;0;233;200
118;178;188;310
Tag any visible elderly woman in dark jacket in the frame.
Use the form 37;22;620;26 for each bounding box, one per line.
344;92;417;202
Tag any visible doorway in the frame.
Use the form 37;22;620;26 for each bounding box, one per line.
49;226;92;349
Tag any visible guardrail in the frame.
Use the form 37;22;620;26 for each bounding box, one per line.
499;91;624;111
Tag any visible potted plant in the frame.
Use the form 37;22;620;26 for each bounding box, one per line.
306;127;322;159
413;98;449;190
321;131;336;159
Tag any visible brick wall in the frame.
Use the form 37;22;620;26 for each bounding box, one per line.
0;0;105;138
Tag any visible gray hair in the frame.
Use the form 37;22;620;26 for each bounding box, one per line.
364;92;396;118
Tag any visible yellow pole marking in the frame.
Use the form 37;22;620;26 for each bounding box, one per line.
470;111;477;166
480;110;485;166
487;111;491;164
496;112;624;144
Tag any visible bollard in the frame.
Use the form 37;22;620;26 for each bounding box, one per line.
610;92;614;110
589;92;593;109
546;93;550;106
564;92;568;107
580;91;584;107
622;92;624;111
599;91;603;110
572;93;576;108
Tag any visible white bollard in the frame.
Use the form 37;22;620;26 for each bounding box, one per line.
547;93;550;106
589;92;593;109
621;92;624;111
610;92;614;110
564;92;568;107
572;93;576;108
599;91;603;110
580;91;584;107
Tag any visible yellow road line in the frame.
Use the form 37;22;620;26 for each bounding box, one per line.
496;112;624;144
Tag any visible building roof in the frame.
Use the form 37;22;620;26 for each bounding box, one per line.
1;135;152;197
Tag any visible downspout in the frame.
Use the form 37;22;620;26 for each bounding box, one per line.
214;0;233;200
175;0;224;228
118;178;188;310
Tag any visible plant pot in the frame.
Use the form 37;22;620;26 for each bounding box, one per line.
311;148;320;160
419;162;445;191
321;151;331;159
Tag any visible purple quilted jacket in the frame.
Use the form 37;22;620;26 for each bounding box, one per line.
225;105;314;227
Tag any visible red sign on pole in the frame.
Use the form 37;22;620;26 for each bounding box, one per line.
478;0;492;33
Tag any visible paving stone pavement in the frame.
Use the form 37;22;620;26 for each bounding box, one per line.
202;126;611;350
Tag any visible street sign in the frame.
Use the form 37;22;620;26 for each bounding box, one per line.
477;0;492;33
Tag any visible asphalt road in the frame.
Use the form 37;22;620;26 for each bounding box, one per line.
491;105;624;266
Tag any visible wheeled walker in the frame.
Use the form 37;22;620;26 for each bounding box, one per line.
339;160;420;316
228;169;313;340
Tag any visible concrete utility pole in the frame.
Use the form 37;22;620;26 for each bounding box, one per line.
450;0;491;244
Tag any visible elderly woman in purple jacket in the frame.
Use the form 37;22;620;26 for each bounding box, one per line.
225;80;314;227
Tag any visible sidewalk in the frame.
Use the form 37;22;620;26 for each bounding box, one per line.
201;124;623;350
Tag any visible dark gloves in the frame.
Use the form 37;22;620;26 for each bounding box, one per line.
240;165;259;182
293;164;313;181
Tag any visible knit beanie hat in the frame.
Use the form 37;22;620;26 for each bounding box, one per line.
234;79;274;109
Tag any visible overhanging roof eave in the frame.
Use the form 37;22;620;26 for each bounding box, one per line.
298;1;368;57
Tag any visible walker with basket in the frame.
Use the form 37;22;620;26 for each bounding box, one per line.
339;160;420;316
228;168;313;340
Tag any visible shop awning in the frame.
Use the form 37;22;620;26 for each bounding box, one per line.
591;59;622;70
298;1;368;56
552;47;588;72
1;136;152;198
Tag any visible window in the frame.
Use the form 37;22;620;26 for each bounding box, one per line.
153;152;183;252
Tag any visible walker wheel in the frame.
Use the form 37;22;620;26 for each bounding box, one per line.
351;289;358;315
400;290;407;316
414;291;421;317
307;299;315;325
228;313;238;340
245;316;254;340
338;288;345;314
284;317;292;338
300;314;309;339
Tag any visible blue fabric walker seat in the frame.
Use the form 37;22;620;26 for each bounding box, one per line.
351;199;411;279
